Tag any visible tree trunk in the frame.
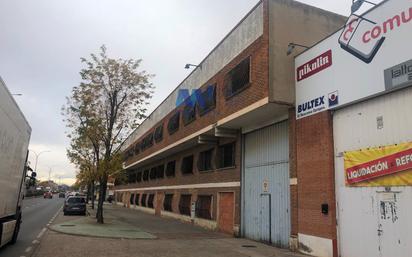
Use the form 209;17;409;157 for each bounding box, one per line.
91;181;95;210
96;175;107;224
86;182;91;204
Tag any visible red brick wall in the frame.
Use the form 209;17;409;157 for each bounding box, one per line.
289;108;298;236
296;111;336;250
124;35;269;167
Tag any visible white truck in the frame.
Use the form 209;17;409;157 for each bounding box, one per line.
0;77;32;247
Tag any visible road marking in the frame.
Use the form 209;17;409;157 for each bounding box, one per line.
37;228;47;239
25;246;32;253
32;239;39;244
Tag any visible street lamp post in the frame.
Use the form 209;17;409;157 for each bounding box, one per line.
29;150;51;173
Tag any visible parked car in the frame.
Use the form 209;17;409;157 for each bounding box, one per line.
43;191;53;199
63;196;86;216
58;192;65;198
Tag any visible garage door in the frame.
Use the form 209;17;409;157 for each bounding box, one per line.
333;88;412;257
243;121;290;248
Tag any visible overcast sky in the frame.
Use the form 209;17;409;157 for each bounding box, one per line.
0;0;353;185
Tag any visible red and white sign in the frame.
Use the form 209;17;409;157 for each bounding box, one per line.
295;0;412;119
346;148;412;185
296;50;332;81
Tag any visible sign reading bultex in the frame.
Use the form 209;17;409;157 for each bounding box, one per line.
295;0;412;120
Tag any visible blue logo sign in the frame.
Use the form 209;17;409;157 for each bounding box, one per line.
176;85;214;108
328;91;339;107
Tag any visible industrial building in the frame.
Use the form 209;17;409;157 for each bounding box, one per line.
114;0;345;254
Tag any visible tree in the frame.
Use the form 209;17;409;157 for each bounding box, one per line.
63;45;153;223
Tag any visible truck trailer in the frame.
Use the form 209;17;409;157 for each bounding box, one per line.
0;76;32;247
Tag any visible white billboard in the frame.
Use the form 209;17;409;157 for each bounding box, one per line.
295;0;412;119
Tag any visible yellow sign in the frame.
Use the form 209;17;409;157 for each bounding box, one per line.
344;142;412;187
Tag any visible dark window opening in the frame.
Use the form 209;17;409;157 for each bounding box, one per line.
143;170;149;181
181;155;194;175
127;171;137;184
198;84;216;116
141;133;154;151
154;124;163;143
196;195;212;220
156;164;164;179
167;112;180;135
136;171;142;182
130;193;135;205
182;100;196;126
218;142;236;168
134;143;140;155
164;194;173;212
179;194;191;216
141;194;147;207
165;161;176;177
198;149;214;171
148;194;155;209
224;57;251;98
149;167;157;180
135;194;140;206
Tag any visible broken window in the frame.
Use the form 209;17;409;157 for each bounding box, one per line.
140;133;154;151
148;194;155;209
224;57;251;98
217;142;235;168
179;194;191;216
196;195;212;220
181;155;194;175
198;149;214;172
164;194;173;212
130;193;135;205
167;112;180;135
165;160;176;177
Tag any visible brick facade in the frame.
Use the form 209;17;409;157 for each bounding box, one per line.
296;111;337;254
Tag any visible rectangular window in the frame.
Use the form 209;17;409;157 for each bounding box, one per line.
154;124;163;143
198;84;216;116
198;149;214;172
141;194;147;207
135;194;140;206
224;57;251;98
140;133;154;151
143;170;149;181
167;112;180;135
149;167;157;180
130;193;135;205
182;101;196;126
156;164;164;179
134;143;140;155
181;155;194;175
179;194;191;216
165;161;176;177
148;194;155;209
163;194;173;212
136;171;142;182
196;195;212;220
218;142;236;168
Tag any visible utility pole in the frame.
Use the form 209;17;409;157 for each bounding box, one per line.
29;150;51;173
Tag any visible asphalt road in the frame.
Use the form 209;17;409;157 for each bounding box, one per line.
0;195;64;257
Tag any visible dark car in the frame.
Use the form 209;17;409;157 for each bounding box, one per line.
63;196;86;216
43;191;53;199
58;192;65;198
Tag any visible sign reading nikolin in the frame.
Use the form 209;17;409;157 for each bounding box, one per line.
296;50;332;82
344;142;412;186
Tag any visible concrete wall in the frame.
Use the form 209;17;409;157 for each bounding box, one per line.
268;0;347;105
121;2;264;152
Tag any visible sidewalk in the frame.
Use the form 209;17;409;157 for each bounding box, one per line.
33;204;306;257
